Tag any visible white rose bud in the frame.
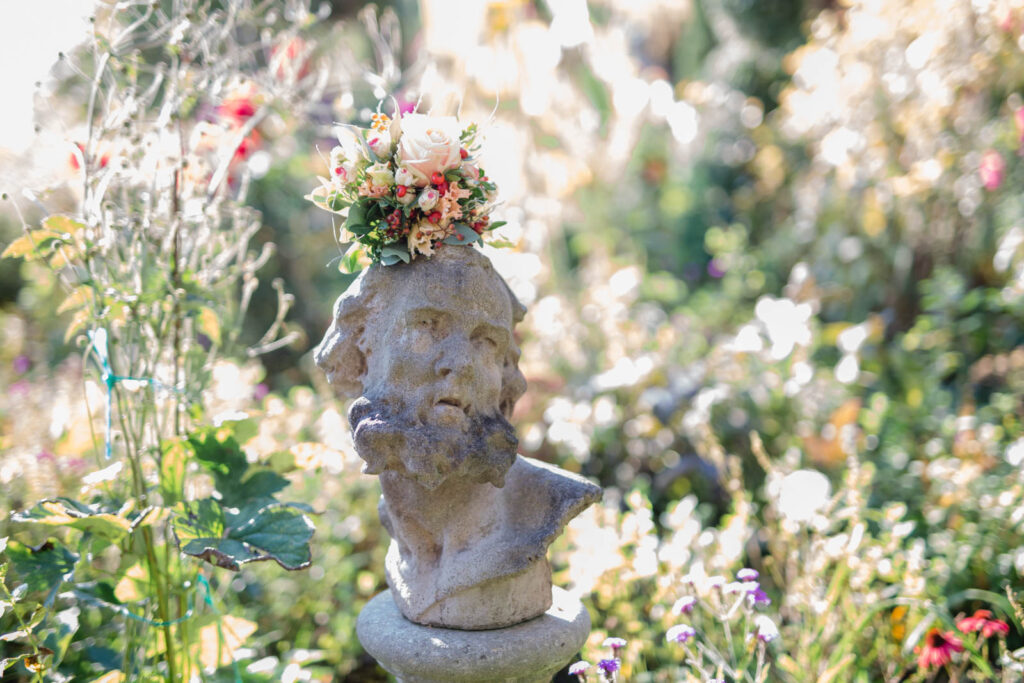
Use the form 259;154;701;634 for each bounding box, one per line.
368;130;392;158
394;165;416;187
366;162;394;187
418;187;439;211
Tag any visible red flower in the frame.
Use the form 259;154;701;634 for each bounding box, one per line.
217;82;261;127
957;610;1010;639
270;36;311;82
915;628;963;670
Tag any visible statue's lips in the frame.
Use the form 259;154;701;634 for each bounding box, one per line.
433;397;470;425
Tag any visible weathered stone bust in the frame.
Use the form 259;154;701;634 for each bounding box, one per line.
315;246;601;630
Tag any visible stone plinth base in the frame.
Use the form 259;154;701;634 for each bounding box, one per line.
356;587;590;683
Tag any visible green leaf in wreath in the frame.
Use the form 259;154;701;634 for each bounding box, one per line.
173;499;313;571
443;223;482;246
345;199;368;232
380;245;411;265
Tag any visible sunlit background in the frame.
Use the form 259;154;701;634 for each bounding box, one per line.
2;0;1024;680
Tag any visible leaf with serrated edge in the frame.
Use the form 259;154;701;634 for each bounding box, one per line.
174;499;313;571
42;215;85;235
56;286;92;315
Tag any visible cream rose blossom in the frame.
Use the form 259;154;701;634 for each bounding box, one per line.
366;162;394;188
397;114;462;186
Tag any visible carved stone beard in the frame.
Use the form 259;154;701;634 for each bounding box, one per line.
348;395;518;491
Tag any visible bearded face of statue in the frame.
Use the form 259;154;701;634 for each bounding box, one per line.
314;246;527;489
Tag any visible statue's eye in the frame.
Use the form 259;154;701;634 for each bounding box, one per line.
473;333;499;351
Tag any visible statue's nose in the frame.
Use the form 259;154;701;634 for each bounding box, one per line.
434;336;473;378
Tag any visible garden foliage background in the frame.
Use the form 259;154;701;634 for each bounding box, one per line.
2;0;1024;680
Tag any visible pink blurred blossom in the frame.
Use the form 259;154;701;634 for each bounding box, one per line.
980;150;1005;190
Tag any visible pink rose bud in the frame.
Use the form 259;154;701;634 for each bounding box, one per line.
368;131;392;157
418;187;439;211
980;150;1005;191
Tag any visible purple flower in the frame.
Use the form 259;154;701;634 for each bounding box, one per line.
13;355;30;375
602;637;627;654
749;586;771;606
672;595;697;615
666;624;697;643
736;567;759;581
252;383;270;401
569;660;590;680
597;658;621;675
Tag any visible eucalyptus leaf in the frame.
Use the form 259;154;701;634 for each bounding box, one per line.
380;245;411;264
442;223;482;246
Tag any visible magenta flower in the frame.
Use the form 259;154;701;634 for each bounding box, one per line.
666;624;697;643
980;150;1005;191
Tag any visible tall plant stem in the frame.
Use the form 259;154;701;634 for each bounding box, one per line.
119;391;178;682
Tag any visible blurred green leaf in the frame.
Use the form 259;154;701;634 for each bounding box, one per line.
5;540;78;601
11;499;134;541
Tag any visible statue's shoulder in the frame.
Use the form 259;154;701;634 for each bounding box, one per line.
504;456;602;541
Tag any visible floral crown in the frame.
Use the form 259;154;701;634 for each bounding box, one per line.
308;104;507;269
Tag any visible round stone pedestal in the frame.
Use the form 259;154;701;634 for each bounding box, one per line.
356;587;591;683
